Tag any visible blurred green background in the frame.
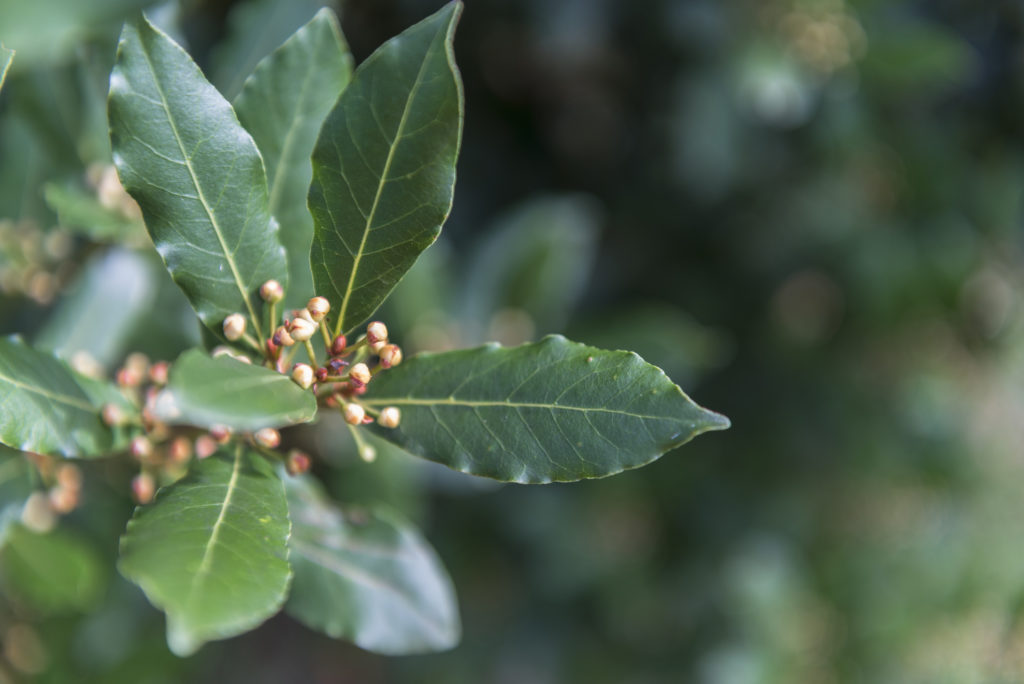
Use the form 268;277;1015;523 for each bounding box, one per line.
3;0;1024;681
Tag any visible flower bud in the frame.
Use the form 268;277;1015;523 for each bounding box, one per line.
223;313;246;341
359;443;377;463
348;362;371;387
195;435;217;460
291;363;314;389
130;436;153;461
117;366;143;388
49;485;79;514
327;358;348;374
167;436;192;465
378;407;401;429
101;402;124;426
286;450;312;476
273;325;295;347
126;352;150;378
378;344;403;368
295;308;314;323
343;403;366;426
331;335;347;355
254;427;281;449
210;425;232;443
315;367;329;383
260;279;284;303
289;317;317;342
366;321;388;344
370;339;388;354
149;361;170;385
21;492;56;533
132;473;156;504
307;296;330;322
56;464;82;491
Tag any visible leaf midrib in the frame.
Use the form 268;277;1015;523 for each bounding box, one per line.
333;35;437;336
185;446;243;614
138;37;263;339
0;368;95;412
361;396;676;422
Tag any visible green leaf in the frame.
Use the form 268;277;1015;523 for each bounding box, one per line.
1;523;105;614
118;446;291;656
0;448;33;545
152;349;316;431
0;46;12;93
211;0;326;101
309;2;464;337
108;15;288;341
284;474;459;654
0;337;125;458
363;335;730;483
44;183;145;243
235;9;353;310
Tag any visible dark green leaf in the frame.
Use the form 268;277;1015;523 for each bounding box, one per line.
108;16;288;341
309;2;464;337
118;446;291;656
0;337;126;458
1;523;105;614
0;448;33;545
211;0;326;100
235;8;353;310
152;349;316;431
284;474;459;654
363;335;730;483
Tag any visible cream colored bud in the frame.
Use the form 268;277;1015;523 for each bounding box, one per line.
366;321;388;344
132;473;156;504
168;436;192;465
344;403;366;425
307;296;330;322
223;313;246;341
101;402;124;426
254;427;281;449
209;425;233;443
260;279;284;303
348;362;371;386
195;435;217;460
359;443;377;463
125;352;150;378
289;317;317;342
291;363;314;389
273;325;295;347
378;344;403;368
370;339;388;354
130;436;153;461
48;485;79;514
378;407;401;429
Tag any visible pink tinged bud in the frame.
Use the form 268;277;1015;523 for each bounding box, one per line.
56;464;82;491
260;279;284;303
209;425;232;443
130;436;153;461
149;361;170;385
349;362;371;387
307;297;330;322
291;363;314;389
315;367;329;383
366;321;388;344
132;473;156;504
369;339;388;354
289;317;317;342
331;335;347;355
254;427;281;449
344;403;366;426
273;325;295;347
378;344;403;368
378;407;401;429
168;436;192;465
48;485;79;514
223;313;246;341
117;366;142;388
101;403;124;426
195;435;217;460
286;450;312;476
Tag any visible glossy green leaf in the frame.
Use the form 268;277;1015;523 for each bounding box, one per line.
0;448;33;545
1;523;105;614
284;474;459;654
235;9;353;310
211;0;326;100
108;16;288;341
463;194;602;344
0;337;125;458
152;349;316;431
118;446;291;656
309;2;464;337
0;46;12;93
363;335;730;483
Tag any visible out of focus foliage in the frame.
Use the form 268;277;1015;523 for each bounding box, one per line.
2;0;1023;681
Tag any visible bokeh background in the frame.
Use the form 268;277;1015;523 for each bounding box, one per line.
3;0;1024;681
